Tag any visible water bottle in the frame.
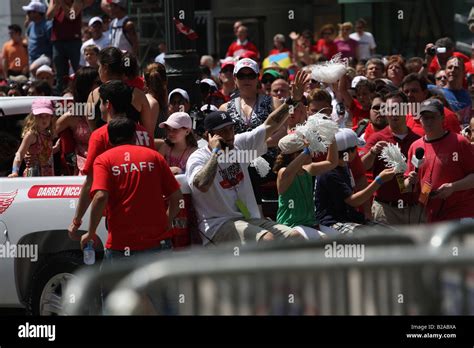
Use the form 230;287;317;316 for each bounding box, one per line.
83;240;95;265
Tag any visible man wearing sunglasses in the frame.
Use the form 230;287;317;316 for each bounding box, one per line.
186;70;310;246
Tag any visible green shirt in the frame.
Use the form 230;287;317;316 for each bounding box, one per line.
276;171;317;228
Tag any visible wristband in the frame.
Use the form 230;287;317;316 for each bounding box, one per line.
12;165;19;174
72;218;82;227
303;147;311;156
212;148;220;154
374;176;384;185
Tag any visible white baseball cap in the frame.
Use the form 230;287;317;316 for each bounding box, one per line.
168;88;190;103
233;58;259;75
351;76;368;89
335;128;365;151
200;78;218;90
159;112;192;129
36;65;54;76
88;16;103;27
22;1;47;13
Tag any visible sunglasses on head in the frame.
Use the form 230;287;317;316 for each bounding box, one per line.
236;72;258;80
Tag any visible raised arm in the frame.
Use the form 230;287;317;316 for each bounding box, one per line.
303;141;338;176
192;134;221;192
264;70;310;139
338;74;354;109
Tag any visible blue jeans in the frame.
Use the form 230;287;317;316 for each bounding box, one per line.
102;239;173;266
52;39;81;93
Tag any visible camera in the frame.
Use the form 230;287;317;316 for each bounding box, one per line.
427;46;447;56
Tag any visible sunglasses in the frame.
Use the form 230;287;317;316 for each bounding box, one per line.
435;76;447;80
236;72;258;80
371;104;381;110
221;67;234;74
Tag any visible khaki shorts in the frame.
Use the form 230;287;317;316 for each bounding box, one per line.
211;218;296;245
372;200;426;225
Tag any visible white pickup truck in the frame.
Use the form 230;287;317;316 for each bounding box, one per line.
0;96;193;315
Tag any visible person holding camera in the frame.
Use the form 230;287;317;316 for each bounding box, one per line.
186;70;310;246
423;37;473;76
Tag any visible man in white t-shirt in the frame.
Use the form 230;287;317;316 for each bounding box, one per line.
186;71;310;245
349;18;376;61
80;17;110;66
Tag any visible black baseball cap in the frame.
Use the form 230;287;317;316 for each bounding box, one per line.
204;111;235;131
419;99;444;115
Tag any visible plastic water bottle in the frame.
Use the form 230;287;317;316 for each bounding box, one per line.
83;240;95;265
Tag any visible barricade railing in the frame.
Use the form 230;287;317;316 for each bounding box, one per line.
62;229;474;315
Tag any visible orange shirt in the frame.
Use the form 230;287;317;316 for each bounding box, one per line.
2;40;28;72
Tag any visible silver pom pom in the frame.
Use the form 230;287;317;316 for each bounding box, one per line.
250;156;271;178
379;143;407;173
311;53;348;84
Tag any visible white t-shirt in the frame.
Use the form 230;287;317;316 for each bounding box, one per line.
186;125;268;244
349;32;376;61
79;34;111;66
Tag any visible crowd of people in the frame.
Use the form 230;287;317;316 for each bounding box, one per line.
2;0;474;260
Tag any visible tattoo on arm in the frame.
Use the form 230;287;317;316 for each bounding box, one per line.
266;104;290;126
193;154;219;191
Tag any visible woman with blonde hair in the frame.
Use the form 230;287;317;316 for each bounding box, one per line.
334;22;358;62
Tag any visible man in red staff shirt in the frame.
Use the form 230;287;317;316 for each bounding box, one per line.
81;117;182;259
226;25;259;60
360;91;422;224
404;99;474;223
68;80;154;240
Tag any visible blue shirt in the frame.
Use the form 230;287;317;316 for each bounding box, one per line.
314;165;365;226
429;85;472;125
26;18;52;63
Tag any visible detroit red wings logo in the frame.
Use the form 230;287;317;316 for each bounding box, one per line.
0;190;18;214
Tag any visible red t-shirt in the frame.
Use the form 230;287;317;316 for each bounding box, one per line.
314;39;338;60
125;76;145;91
91;144;180;250
350;99;370;128
51;7;82;41
226;40;259;59
405;132;474;222
429;52;474;75
361;127;420;204
83;123;154;175
406;108;461;137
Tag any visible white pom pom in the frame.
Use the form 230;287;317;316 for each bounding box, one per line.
294;113;338;155
379;143;407;173
250;156;271;178
311;53;348;84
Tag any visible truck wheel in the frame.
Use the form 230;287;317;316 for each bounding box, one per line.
26;251;83;316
